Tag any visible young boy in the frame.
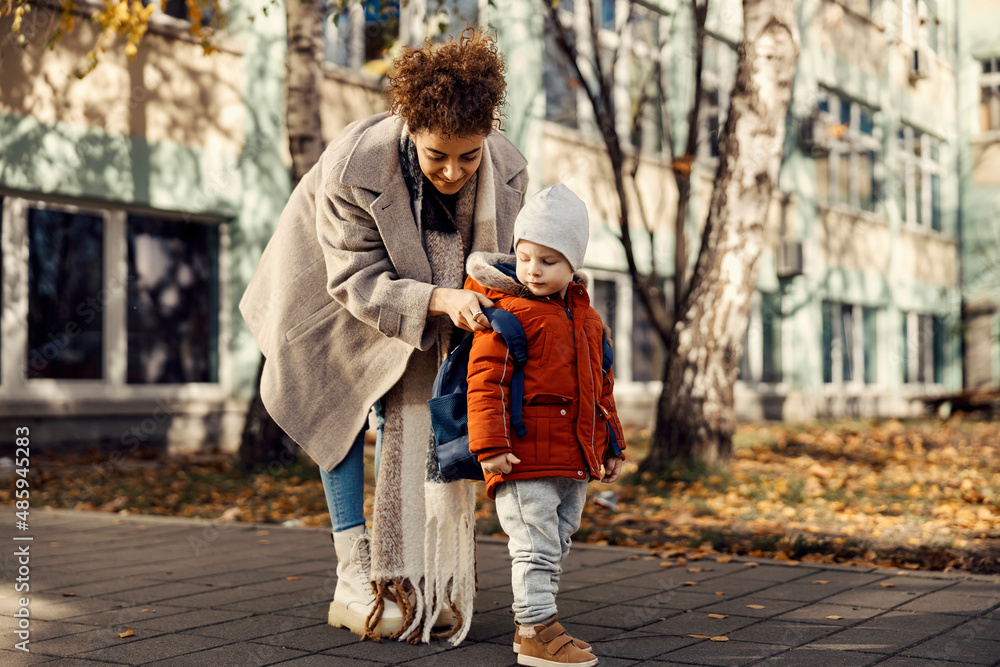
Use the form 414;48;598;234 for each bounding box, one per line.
464;184;626;667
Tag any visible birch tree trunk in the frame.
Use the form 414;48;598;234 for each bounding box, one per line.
641;0;800;471
238;0;324;471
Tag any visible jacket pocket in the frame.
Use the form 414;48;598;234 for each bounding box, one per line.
285;299;340;342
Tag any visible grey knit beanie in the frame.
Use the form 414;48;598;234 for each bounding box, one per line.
513;184;589;270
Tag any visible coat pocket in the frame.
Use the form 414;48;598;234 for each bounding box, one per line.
285;299;340;342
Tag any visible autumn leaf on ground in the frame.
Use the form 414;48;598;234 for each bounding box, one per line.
812;580;829;585
118;629;135;638
826;615;844;620
688;567;713;573
710;636;729;642
688;634;712;639
707;613;728;619
880;583;896;588
746;604;766;610
681;581;699;586
715;556;733;563
286;576;301;581
62;592;76;597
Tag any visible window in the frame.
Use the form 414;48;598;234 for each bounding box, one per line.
27;208;105;380
543;0;669;152
902;0;941;52
814;92;879;213
0;197;225;396
698;39;736;162
591;279;617;349
980;57;1000;134
325;0;476;73
127;216;220;384
823;301;878;385
898;125;943;231
902;312;946;384
738;291;782;384
631;287;663;382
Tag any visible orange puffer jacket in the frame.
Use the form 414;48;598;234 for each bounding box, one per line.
464;252;626;499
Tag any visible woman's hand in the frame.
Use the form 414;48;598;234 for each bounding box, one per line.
481;452;521;475
429;288;494;332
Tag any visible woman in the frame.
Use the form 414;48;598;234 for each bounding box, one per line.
239;29;528;645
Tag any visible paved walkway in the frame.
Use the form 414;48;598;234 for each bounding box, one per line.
2;509;999;666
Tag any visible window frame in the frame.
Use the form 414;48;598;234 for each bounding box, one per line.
897;124;945;232
822;300;880;387
814;91;881;215
736;290;784;387
978;56;1000;137
0;195;230;402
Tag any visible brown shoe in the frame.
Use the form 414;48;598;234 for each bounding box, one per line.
517;616;598;666
514;622;592;654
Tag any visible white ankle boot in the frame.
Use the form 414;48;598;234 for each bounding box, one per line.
327;525;405;636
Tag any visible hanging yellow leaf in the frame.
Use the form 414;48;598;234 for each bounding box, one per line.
118;628;135;638
707;613;728;619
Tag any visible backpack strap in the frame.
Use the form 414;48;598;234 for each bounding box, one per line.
601;331;614;374
483;307;529;438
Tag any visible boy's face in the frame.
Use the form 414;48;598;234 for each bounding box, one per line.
515;240;575;299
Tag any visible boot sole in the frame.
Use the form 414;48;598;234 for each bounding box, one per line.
328;602;405;637
517;653;599;667
514;642;593;654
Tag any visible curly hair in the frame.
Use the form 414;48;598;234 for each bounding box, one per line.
385;28;506;138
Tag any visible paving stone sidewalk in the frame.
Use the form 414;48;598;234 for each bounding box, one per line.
2;509;999;666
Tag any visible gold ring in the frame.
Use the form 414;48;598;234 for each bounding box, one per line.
472;311;483;319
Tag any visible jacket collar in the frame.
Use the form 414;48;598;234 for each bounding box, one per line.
466;251;590;300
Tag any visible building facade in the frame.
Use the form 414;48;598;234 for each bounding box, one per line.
1;0;996;452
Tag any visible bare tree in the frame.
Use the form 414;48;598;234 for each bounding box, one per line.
542;0;800;471
238;0;325;471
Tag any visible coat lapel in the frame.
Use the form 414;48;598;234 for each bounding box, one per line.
341;116;433;283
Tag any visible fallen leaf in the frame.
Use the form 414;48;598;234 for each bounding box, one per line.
825;615;843;620
257;540;270;545
710;636;729;642
257;529;270;536
660;561;675;568
812;580;829;585
715;556;733;563
688;634;712;639
681;581;699;586
142;608;150;612
746;604;766;610
744;562;759;568
688;567;714;573
136;526;146;531
689;554;705;561
715;591;725;596
285;576;302;581
118;629;135;638
880;583;896;588
707;613;728;619
627;555;640;560
62;592;76;597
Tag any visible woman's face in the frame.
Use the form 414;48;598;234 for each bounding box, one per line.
410;130;486;195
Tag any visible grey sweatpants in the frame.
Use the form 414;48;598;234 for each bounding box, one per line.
494;477;589;625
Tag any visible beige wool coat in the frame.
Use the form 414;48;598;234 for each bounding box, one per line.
239;114;529;471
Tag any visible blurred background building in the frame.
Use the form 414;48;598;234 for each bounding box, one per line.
1;0;997;451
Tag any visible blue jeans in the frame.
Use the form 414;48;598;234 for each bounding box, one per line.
495;477;588;625
320;401;385;533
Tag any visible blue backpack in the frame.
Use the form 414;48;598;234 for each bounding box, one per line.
428;307;617;483
428;308;528;482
